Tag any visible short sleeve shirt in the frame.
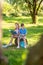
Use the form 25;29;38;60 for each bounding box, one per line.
19;28;27;35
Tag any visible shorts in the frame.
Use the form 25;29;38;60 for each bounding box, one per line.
19;35;26;39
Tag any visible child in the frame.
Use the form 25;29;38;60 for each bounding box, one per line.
9;23;19;46
18;23;27;48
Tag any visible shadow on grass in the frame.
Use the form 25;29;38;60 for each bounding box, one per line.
38;18;43;23
3;48;27;65
3;29;14;37
27;25;43;38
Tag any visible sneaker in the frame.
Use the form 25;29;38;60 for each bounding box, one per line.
17;46;20;48
2;45;8;48
24;46;27;48
9;43;12;46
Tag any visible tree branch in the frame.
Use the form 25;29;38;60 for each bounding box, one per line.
25;0;33;6
36;0;43;14
28;2;33;16
25;0;33;16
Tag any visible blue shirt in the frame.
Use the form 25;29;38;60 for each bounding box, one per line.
19;28;27;35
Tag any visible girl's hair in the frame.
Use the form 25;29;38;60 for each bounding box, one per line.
15;23;19;29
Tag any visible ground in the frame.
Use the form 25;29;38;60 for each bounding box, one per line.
2;16;43;65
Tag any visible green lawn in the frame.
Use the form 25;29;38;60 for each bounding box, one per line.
2;25;43;45
3;48;27;65
3;16;43;23
2;16;43;65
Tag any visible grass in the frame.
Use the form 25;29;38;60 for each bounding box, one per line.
38;18;43;23
3;16;32;23
2;16;43;65
3;16;43;23
2;25;43;44
3;48;27;65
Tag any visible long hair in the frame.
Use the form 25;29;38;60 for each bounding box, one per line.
15;23;19;30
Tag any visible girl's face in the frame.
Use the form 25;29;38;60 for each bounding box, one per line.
15;23;19;29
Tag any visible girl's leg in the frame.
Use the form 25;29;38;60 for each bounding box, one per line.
9;35;13;45
23;37;27;48
17;37;20;48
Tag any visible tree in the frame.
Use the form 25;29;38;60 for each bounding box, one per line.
0;0;3;48
5;0;28;17
25;0;43;24
0;0;8;65
6;0;20;5
25;34;43;65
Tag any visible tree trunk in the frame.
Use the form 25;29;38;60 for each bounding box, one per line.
32;14;36;24
0;1;8;65
31;0;36;24
0;0;3;50
25;34;43;65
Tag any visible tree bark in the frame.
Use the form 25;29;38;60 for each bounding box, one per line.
32;14;37;24
0;1;8;65
0;0;3;51
25;34;43;65
32;0;37;24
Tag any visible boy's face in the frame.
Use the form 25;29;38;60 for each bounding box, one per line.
21;25;24;29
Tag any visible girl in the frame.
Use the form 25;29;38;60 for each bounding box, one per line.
9;23;20;48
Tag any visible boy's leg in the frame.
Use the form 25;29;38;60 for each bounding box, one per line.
23;37;27;48
17;37;20;48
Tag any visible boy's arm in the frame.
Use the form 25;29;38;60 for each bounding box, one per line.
24;29;27;35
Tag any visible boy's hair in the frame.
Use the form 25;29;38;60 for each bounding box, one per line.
21;23;24;27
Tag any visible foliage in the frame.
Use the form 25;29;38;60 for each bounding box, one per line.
2;0;29;17
3;2;12;16
2;0;43;18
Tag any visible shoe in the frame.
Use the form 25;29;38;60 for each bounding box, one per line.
24;46;27;48
9;43;12;46
17;46;20;48
2;45;8;48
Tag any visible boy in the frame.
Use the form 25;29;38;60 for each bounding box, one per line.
17;23;27;48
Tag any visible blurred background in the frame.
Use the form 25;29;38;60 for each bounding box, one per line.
1;0;43;65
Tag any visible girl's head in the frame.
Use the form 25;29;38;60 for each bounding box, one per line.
15;23;19;29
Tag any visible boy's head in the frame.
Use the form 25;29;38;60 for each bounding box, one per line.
21;23;24;28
